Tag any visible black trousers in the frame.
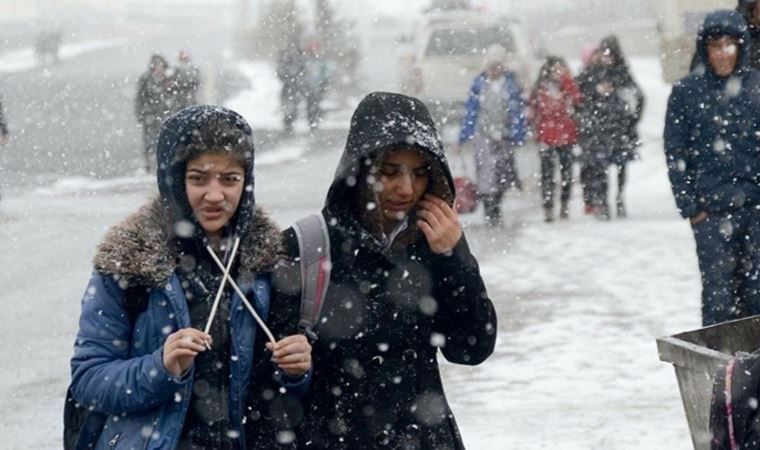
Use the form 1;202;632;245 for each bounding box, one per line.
583;161;627;211
539;145;574;209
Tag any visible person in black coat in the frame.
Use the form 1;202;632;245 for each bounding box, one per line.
135;54;174;173
664;10;760;326
691;0;760;72
576;36;644;219
0;95;7;145
738;0;760;69
268;92;497;450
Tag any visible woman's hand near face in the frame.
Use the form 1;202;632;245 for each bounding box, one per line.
417;194;463;255
266;334;312;377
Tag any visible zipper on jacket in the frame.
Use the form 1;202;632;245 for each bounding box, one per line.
108;433;121;447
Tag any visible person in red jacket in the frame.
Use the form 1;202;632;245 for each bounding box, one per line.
529;56;582;222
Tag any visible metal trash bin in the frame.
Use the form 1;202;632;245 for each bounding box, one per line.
657;315;760;450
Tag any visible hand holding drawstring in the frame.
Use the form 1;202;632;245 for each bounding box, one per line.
266;334;312;377
163;328;212;377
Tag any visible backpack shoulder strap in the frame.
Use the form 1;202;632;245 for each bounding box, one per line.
292;213;332;342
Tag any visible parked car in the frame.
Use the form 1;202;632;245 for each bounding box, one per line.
399;11;536;124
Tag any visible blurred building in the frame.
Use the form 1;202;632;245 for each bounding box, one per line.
652;0;734;83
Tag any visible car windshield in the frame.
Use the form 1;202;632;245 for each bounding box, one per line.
425;25;516;56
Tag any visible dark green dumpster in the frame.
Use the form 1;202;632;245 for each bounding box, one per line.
657;315;760;450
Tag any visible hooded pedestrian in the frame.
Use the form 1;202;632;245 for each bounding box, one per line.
576;35;644;219
67;105;311;449
276;42;307;136
173;50;201;110
271;92;497;449
135;54;174;173
692;1;760;71
529;56;582;222
664;10;760;326
0;94;7;145
457;44;528;227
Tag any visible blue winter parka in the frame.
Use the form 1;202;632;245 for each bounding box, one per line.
458;70;528;146
664;9;760;219
68;106;308;450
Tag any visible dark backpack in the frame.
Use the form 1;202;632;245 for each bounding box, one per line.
710;351;760;449
63;286;150;450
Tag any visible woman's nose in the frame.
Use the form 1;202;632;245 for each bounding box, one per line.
205;183;225;202
396;173;414;196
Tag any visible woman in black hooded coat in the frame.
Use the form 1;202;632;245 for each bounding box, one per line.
576;36;644;219
268;92;497;450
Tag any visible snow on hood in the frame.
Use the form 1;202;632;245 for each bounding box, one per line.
696;9;751;78
324;92;455;217
155;105;256;245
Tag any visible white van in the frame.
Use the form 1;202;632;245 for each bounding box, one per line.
399;11;536;122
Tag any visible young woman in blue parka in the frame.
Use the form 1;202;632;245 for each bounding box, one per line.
665;10;760;325
456;44;527;227
68;105;311;449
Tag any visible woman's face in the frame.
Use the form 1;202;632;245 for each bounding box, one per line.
549;62;565;81
375;149;430;233
185;152;245;238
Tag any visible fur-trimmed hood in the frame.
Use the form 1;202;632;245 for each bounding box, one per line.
93;197;282;287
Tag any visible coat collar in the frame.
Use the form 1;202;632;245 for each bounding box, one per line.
93;196;282;287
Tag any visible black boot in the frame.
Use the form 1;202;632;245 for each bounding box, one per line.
559;201;569;220
544;206;554;223
594;202;610;221
483;195;503;227
616;197;626;218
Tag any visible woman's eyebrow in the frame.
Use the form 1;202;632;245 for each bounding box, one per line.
186;167;243;174
382;162;428;170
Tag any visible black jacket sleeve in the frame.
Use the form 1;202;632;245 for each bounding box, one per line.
428;234;497;366
0;97;8;136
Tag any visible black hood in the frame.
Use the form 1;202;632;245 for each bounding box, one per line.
325;92;455;219
696;9;751;78
156;105;256;249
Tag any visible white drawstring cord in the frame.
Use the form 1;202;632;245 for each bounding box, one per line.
202;237;241;349
205;240;276;345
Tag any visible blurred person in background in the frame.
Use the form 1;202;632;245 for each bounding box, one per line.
576;44;600;215
135;54;174;173
456;44;528;227
664;10;760;326
303;40;331;130
575;36;644;220
173;50;201;110
692;0;760;71
0;94;8;146
738;0;760;68
276;41;306;136
529;56;582;222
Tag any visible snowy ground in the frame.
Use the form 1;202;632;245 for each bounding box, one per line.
0;56;700;448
